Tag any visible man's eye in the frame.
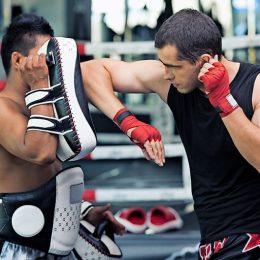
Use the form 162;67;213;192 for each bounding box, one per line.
168;66;177;70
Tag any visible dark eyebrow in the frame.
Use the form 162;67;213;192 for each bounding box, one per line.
158;59;181;68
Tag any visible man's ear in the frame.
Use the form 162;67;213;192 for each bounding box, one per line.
11;51;22;70
199;54;212;65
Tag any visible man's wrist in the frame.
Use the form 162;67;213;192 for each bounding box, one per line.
216;94;239;117
80;201;94;220
113;107;133;126
30;79;49;90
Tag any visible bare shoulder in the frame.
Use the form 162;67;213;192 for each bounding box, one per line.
251;74;260;126
117;59;170;101
0;96;26;127
0;96;23;114
130;60;166;84
252;73;260;106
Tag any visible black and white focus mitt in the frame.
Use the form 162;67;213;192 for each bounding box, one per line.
25;37;97;161
73;220;122;259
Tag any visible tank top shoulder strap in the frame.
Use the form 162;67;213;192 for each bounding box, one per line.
230;62;260;119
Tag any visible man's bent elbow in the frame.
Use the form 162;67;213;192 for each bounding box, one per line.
27;149;57;166
34;155;57;166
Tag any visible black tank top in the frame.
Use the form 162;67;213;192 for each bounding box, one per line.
167;62;260;242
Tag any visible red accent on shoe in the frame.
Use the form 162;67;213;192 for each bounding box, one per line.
115;207;147;233
147;205;183;233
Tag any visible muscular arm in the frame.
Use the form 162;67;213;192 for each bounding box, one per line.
81;58;169;166
0;53;58;165
199;57;260;172
0;99;57;165
222;76;260;172
81;58;169;118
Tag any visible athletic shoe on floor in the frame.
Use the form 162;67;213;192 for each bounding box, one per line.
147;205;183;233
115;207;147;233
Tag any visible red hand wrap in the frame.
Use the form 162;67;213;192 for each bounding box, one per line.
200;61;239;117
113;108;161;149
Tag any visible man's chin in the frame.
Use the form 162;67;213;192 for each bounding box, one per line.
176;88;192;94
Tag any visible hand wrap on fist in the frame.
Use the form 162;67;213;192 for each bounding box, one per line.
113;107;161;149
200;61;239;117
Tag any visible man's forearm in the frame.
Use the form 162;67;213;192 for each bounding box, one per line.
222;108;260;171
81;61;124;119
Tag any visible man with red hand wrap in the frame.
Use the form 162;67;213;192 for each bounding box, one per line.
113;107;161;149
199;56;239;117
82;9;260;259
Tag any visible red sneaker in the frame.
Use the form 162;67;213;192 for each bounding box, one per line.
115;207;147;233
147;205;183;233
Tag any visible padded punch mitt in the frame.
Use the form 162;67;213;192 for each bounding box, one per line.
26;37;97;161
73;220;123;259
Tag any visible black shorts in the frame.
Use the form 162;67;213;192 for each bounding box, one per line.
199;233;260;259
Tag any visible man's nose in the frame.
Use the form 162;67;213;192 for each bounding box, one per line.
164;69;174;81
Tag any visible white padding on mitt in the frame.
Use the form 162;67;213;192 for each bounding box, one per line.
73;220;122;259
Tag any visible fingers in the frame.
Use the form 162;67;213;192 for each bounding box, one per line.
143;140;155;160
200;54;218;72
19;54;47;72
19;56;29;72
85;204;126;235
198;66;212;82
205;54;218;65
103;211;126;235
129;125;165;166
143;139;165;166
159;139;165;164
201;63;214;71
93;204;111;215
19;54;49;89
198;71;204;82
155;139;165;166
208;55;220;68
198;58;218;82
141;149;152;161
38;53;47;67
20;55;37;70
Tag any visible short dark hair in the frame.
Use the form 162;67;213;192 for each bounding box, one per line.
1;13;54;75
154;8;222;64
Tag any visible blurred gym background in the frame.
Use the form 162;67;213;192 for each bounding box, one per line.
0;0;259;259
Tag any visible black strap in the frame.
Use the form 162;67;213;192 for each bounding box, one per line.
25;84;63;109
114;111;133;125
215;106;222;113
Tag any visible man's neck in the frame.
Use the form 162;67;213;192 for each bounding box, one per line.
2;74;29;105
221;57;240;84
